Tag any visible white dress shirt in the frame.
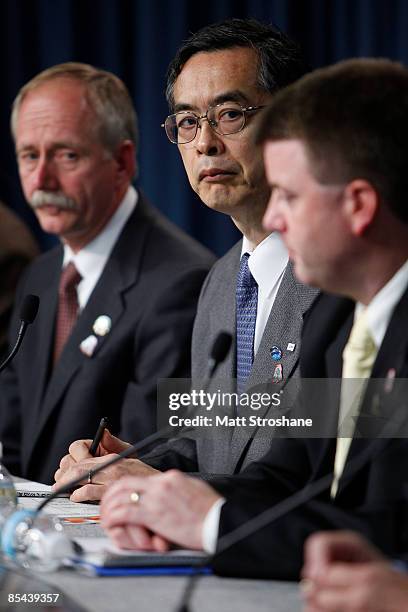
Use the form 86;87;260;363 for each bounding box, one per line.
354;258;408;347
242;232;289;354
62;186;137;310
202;257;408;554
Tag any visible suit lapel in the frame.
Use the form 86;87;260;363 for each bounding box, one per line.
229;263;319;472
25;202;150;466
23;252;61;457
210;243;241;384
299;293;354;478
340;285;408;491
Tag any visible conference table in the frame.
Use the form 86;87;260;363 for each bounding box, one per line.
2;567;303;612
1;496;303;612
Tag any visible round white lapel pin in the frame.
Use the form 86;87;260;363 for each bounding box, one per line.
80;335;98;357
93;315;112;337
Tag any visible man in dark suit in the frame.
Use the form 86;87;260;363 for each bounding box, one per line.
54;19;318;501
0;62;214;484
0;201;39;357
100;58;408;579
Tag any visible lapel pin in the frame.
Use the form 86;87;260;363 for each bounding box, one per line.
79;334;98;357
93;315;112;337
384;368;396;393
272;363;283;382
270;345;282;361
287;342;296;352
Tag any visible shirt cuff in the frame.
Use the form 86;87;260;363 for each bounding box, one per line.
201;497;226;554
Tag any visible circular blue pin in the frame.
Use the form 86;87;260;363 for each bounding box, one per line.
270;345;282;361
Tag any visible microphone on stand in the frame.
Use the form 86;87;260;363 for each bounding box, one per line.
0;294;39;374
1;332;233;566
207;332;232;380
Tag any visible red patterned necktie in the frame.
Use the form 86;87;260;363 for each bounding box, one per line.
54;262;82;364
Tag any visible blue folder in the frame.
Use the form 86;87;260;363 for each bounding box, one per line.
71;559;212;577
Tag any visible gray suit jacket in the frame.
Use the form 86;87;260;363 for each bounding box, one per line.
143;240;319;475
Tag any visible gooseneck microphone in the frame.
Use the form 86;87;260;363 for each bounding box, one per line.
37;331;233;512
207;332;232;379
0;295;40;375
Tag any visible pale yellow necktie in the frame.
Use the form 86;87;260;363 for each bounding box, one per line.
331;309;377;498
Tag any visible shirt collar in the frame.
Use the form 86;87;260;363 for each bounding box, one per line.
241;232;289;297
355;258;408;347
62;186;138;280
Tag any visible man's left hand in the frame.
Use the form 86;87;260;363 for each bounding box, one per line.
100;470;222;551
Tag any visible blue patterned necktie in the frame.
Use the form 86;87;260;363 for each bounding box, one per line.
236;253;258;394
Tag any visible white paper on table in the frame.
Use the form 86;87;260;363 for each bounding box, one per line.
15;481;53;496
18;496;100;517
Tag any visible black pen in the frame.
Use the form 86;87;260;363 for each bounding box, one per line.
89;416;109;456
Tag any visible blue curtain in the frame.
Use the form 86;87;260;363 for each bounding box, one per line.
2;0;408;255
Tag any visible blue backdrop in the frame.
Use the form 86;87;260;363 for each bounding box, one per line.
2;0;408;255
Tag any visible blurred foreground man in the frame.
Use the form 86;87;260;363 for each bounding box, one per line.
0;63;214;483
101;58;408;579
303;531;408;612
55;19;317;501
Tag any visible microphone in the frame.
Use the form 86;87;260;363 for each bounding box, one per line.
207;332;232;379
0;294;39;374
0;332;233;568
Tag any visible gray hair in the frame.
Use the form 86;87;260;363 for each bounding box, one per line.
11;62;138;156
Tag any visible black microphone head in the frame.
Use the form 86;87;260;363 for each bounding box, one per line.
210;332;232;365
20;294;40;324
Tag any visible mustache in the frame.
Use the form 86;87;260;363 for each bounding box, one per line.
29;190;78;211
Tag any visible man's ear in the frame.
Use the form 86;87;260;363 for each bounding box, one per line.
343;179;379;236
114;140;137;185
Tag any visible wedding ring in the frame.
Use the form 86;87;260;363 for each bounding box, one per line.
300;578;314;594
130;491;141;504
87;470;93;485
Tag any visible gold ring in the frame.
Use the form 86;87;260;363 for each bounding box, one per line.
130;491;141;504
87;470;93;485
300;578;314;594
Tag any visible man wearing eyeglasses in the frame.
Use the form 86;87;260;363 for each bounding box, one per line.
55;18;318;501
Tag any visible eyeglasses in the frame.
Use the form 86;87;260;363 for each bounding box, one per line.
162;101;266;144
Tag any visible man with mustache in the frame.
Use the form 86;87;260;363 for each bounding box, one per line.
55;19;317;501
0;62;214;483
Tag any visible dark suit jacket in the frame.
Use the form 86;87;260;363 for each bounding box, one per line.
142;240;318;475
0;194;215;483
210;289;408;580
0;202;39;357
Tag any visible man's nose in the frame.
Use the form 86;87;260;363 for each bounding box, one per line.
32;157;59;191
195;120;225;156
262;192;287;233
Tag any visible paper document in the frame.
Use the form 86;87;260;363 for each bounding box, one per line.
15;481;57;497
14;479;100;518
18;496;100;518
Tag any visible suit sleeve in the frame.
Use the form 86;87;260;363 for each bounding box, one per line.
209;438;408;580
